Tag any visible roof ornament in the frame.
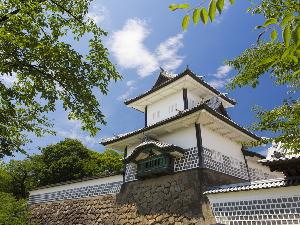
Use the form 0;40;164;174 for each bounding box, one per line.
159;67;165;72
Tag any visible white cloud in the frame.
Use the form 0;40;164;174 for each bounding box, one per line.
214;1;231;24
208;64;233;89
214;65;232;78
156;33;184;71
208;79;228;89
126;80;136;87
109;19;184;77
56;119;98;147
118;80;136;101
87;3;108;24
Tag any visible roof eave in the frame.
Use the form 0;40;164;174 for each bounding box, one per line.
101;104;260;147
124;70;236;107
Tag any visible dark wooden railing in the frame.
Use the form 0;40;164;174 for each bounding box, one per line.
137;154;174;179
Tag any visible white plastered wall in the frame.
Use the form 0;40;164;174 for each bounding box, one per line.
126;125;197;157
127;145;137;156
147;90;184;126
159;125;197;149
187;90;203;109
29;175;123;196
207;185;300;204
246;156;283;178
201;124;244;161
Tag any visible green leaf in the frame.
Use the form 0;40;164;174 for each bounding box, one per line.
258;57;277;66
296;25;300;46
216;0;224;14
283;24;291;46
182;15;190;31
193;8;201;25
270;29;278;42
209;0;217;21
200;8;209;25
291;55;299;64
229;0;235;4
169;3;190;11
281;48;290;60
263;18;277;27
255;25;264;29
281;13;293;28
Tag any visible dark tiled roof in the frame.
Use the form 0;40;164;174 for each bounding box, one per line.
259;154;300;164
124;68;236;106
259;154;300;177
243;150;265;159
33;171;122;190
101;103;260;146
204;176;300;195
152;70;175;89
125;140;184;163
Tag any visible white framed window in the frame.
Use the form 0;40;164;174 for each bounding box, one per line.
157;111;160;118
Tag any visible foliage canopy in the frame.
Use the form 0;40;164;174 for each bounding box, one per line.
0;0;121;157
169;0;300;151
0;192;30;225
0;139;123;198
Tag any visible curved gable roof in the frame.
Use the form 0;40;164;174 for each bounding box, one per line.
124;68;236;106
125;140;184;163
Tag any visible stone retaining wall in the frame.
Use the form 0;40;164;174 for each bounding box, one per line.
30;168;244;225
30;194;208;225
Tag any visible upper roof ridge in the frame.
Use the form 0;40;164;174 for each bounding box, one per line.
124;67;236;107
152;68;176;89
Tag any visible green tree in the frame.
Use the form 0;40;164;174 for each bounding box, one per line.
0;192;31;225
169;0;300;152
0;161;12;193
0;159;38;198
5;159;38;198
86;149;123;174
0;0;121;157
37;139;123;186
0;139;123;197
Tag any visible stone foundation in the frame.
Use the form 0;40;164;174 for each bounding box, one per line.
30;194;208;225
30;168;244;225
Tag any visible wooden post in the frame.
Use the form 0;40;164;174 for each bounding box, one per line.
123;146;128;183
145;106;148;127
183;88;188;110
195;123;203;168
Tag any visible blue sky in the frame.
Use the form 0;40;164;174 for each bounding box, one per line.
7;0;292;159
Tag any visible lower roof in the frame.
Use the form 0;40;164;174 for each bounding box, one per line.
125;140;184;163
204;176;300;195
101;103;260;150
32;171;122;190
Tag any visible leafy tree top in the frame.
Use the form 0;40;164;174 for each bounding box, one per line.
0;0;121;157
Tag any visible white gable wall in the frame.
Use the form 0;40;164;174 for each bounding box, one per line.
126;125;197;156
147;90;184;126
159;125;197;149
187;90;203;109
201;124;244;161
